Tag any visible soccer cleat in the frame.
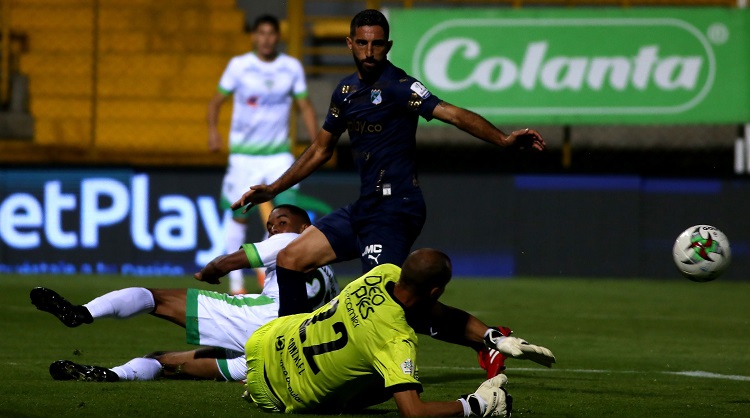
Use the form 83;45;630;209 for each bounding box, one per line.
478;326;512;378
30;287;93;328
49;360;119;382
478;347;508;379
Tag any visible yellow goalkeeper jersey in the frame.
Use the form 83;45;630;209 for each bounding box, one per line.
245;264;421;413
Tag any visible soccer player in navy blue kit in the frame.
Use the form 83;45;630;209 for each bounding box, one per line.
232;10;545;319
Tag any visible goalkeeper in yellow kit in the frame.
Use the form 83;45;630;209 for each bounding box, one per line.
245;249;555;417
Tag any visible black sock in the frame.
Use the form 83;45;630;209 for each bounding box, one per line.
276;266;311;317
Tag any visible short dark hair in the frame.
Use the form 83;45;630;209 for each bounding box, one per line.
273;204;311;225
252;14;280;33
350;9;389;39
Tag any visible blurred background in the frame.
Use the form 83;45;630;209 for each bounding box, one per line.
0;0;747;279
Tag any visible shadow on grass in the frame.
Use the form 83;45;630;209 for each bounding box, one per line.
419;370;482;384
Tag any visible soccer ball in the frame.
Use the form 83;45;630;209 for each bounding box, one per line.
672;225;731;282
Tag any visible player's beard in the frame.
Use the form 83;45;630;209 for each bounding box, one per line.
354;55;386;83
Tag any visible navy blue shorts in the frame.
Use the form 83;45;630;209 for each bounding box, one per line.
315;192;427;273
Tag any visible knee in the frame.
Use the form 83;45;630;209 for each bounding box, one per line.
277;247;300;270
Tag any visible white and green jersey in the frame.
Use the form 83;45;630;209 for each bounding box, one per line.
245;264;421;413
218;52;308;156
184;233;338;382
241;233;338;306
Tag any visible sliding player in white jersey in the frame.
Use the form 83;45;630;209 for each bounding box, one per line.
30;205;339;383
207;14;329;294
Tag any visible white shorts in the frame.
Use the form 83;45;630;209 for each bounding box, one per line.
220;153;297;211
185;289;279;381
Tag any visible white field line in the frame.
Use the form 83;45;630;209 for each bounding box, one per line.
420;366;750;382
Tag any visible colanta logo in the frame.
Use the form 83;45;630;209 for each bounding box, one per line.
424;41;704;92
412;18;717;115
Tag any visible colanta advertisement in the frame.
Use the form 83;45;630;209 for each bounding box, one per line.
0;169;226;275
388;8;750;124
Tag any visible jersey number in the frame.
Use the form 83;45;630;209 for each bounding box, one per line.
298;299;349;374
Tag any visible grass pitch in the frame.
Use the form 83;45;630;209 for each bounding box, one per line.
1;274;749;417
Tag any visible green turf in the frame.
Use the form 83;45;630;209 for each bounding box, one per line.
1;275;749;417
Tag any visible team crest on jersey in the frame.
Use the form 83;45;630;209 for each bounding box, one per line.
371;89;382;105
264;79;274;89
401;359;414;376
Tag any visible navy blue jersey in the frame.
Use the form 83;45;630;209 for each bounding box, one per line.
323;61;441;198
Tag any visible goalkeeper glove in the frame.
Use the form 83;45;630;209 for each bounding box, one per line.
458;374;512;417
484;328;556;368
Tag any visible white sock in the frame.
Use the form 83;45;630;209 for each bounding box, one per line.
83;287;155;319
225;217;246;293
111;357;162;381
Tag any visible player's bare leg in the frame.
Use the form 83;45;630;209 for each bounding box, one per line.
149;348;228;380
275;226;337;316
148;288;188;327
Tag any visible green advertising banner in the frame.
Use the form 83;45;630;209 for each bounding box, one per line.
388;8;750;125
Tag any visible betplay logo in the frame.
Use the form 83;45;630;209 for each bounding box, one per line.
0;174;225;266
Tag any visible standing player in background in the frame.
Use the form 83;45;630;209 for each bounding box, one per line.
207;14;330;295
30;205;339;383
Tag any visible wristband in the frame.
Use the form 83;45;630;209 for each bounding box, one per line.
458;397;471;417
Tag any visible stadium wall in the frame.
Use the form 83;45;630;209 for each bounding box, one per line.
0;168;747;280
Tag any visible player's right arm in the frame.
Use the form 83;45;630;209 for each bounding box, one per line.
393;376;512;418
207;91;229;152
194;233;298;284
194;249;249;284
231;128;340;213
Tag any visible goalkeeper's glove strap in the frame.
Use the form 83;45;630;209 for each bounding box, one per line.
484;328;506;348
458;394;486;416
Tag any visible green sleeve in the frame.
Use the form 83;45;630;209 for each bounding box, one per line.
217;85;232;95
241;243;263;268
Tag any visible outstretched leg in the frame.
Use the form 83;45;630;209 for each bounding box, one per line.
151;347;242;381
104;348;232;381
31;287;188;327
48;348;243;382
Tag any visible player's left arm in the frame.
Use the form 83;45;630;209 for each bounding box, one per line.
431;101;545;151
193;250;250;284
428;302;556;368
295;97;318;144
